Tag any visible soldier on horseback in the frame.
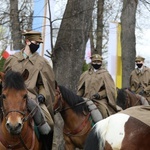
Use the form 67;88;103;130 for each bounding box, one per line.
130;56;150;104
77;54;117;118
3;30;55;150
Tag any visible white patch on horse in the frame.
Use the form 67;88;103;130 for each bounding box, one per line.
95;113;130;149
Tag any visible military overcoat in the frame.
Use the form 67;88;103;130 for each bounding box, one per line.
77;67;117;118
130;66;150;103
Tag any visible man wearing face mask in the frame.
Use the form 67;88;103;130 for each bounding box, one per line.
3;30;55;150
130;56;150;104
77;54;118;118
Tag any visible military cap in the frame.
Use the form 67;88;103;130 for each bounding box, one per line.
135;56;145;62
90;54;103;61
22;30;43;43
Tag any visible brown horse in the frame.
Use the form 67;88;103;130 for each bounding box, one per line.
0;70;41;150
54;85;95;150
116;88;149;110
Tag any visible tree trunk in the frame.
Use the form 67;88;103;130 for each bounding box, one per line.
96;0;104;55
121;0;138;88
53;0;96;92
89;20;95;53
10;0;23;50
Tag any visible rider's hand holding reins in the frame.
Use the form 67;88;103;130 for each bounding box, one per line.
92;93;100;99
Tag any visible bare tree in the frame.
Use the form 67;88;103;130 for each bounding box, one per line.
0;0;33;50
10;0;22;50
95;0;104;55
121;0;138;88
53;0;96;92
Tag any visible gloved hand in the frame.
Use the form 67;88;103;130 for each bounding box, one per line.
92;93;100;100
38;94;45;103
139;90;144;96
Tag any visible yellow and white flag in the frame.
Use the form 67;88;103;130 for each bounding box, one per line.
107;22;122;88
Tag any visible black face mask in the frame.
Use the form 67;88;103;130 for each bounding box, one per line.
136;63;143;68
92;64;101;70
29;42;40;53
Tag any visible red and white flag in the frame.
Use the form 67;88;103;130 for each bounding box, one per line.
2;50;10;59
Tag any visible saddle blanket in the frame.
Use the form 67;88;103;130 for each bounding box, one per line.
119;106;150;126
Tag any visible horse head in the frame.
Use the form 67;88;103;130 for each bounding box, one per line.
54;85;88;114
116;87;143;110
54;84;92;149
116;88;127;110
0;69;29;135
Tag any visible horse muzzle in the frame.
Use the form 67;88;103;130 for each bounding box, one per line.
5;119;23;135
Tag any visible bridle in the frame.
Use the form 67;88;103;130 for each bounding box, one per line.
0;94;37;150
0;93;37;122
1;103;27;120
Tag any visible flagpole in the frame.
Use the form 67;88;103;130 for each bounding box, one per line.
47;0;53;54
41;0;47;57
116;23;122;88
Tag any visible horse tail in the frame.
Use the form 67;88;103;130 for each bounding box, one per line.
84;124;104;150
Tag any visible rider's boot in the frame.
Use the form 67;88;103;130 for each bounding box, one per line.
40;131;53;150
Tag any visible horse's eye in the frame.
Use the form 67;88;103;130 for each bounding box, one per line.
23;94;27;99
2;94;6;99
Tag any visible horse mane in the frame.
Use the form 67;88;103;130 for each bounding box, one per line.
116;88;127;110
58;85;88;114
3;70;26;90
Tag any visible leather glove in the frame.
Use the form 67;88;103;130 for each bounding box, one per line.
38;94;45;103
139;90;144;96
92;93;100;100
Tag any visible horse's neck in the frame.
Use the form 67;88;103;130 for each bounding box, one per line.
125;89;141;106
61;103;86;128
61;106;79;122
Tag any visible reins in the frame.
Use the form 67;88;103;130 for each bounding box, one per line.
22;104;38;122
60;101;87;112
18;120;35;150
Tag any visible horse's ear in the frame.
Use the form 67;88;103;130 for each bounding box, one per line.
22;69;29;81
0;72;5;82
